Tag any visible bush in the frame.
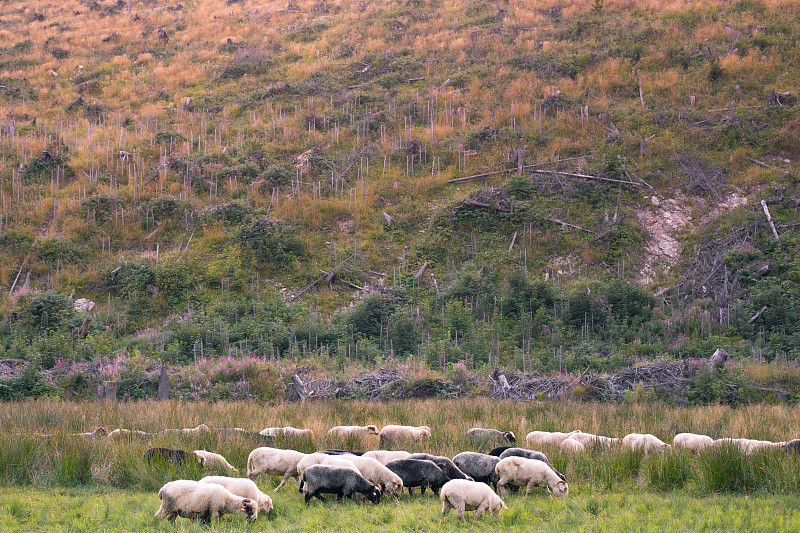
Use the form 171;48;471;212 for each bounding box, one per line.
238;219;304;267
27;291;74;332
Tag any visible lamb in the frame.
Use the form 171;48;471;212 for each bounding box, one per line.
336;454;404;495
154;479;257;523
525;430;581;447
384;458;450;496
466;428;516;445
145;447;194;466
246;447;306;490
164;424;211;436
301;464;382;503
378;425;431;447
327;425;379;438
199;476;273;514
260;426;314;439
193;450;238;473
108;428;149;439
362;450;411;465
622;433;671;454
407;453;473;482
452;452;500;489
497;448;564;481
495;456;569;497
440;479;506;523
673;433;714;452
559;438;586;454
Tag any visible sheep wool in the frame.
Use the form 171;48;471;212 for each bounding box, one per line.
440;479;506;523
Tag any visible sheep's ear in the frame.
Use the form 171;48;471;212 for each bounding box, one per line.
557;482;567;491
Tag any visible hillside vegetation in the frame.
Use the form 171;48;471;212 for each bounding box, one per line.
1;0;800;399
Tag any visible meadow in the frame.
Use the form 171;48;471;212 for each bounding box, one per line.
1;398;800;531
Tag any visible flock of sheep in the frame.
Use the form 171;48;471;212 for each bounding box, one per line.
70;422;800;523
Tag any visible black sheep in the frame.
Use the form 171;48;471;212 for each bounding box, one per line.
302;464;382;504
318;449;365;456
488;446;513;457
144;447;191;465
498;448;566;481
384;458;450;496
407;453;472;482
786;439;800;455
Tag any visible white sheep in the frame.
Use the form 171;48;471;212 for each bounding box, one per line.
495;456;569;497
108;428;149;439
743;439;787;454
199;476;273;514
327;425;379;438
672;433;714;452
246;447;306;490
569;432;617;448
440;479;507;523
362;450;411;465
72;427;107;438
525;430;581;447
154;480;257;523
337;454;404;495
379;425;431;447
622;433;671;454
559;438;586;454
259;426;314;439
193;450;238;473
296;453;360;479
164;424;211;435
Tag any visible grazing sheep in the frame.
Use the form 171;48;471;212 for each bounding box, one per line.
193;450;238;473
145;447;194;466
525;430;581;447
164;424;211;436
466;428;516;446
487;446;513;457
673;433;714;452
72;427;107;438
301;464;382;503
407;453;473;482
385;458;450;496
569;432;617;448
786;439;800;455
452;452;500;489
497;448;564;481
246;447;306;490
495;456;568;497
560;438;586;454
378;425;431;447
336;454;404;495
712;438;750;452
743;439;786;454
260;427;314;439
154;480;257;523
440;479;506;523
362;450;411;465
216;428;273;445
296;453;360;483
327;425;379;438
108;428;149;439
622;433;671;454
199;476;273;514
318;449;365;456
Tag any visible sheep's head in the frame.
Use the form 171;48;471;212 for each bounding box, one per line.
193;452;206;466
420;428;432;439
197;424;211;433
553;481;569;497
492;498;508;514
241;499;258;521
504;431;516;444
258;495;273;513
366;425;379;435
94;427;108;436
366;486;382;503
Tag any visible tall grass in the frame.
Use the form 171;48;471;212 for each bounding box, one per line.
1;398;799;495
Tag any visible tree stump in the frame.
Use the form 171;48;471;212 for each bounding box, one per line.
97;381;117;401
157;365;170;400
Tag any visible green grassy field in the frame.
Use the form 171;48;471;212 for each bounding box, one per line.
1;398;800;530
3;487;800;532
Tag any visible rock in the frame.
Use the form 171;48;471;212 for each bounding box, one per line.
73;298;95;314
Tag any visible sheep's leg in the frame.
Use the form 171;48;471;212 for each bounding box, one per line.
525;481;535;496
274;473;292;491
441;499;451;516
456;506;466;524
497;480;508;497
474;502;487;521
